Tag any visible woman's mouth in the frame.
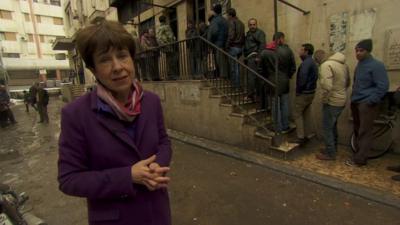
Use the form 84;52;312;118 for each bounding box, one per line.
112;76;128;81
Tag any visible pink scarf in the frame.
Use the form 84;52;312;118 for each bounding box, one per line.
97;80;143;122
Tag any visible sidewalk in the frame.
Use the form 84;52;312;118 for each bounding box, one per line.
168;129;400;208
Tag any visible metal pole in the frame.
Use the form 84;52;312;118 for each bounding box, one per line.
272;0;281;146
195;0;199;26
278;0;310;15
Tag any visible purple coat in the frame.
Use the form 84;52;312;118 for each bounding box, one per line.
58;90;172;225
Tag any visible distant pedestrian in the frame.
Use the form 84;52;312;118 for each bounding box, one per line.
29;82;38;111
37;83;49;123
316;52;350;160
243;18;266;101
226;8;245;87
23;90;30;112
293;43;318;145
0;85;16;127
346;39;389;167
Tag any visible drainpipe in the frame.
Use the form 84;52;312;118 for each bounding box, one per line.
27;0;45;82
27;0;42;59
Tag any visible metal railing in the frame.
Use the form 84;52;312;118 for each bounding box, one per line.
135;37;278;137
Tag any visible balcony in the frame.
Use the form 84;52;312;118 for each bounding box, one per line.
1;41;21;53
0;0;13;11
2;57;70;70
20;0;64;18
0;19;17;33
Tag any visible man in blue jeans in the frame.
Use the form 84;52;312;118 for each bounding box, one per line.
259;32;296;133
226;8;245;87
316;52;350;160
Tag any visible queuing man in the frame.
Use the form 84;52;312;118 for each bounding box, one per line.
226;8;245;87
316;52;350;160
259;32;296;133
293;43;318;145
346;39;389;166
207;3;229;78
243;18;266;102
157;15;177;80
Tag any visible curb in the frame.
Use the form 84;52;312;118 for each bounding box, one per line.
167;129;400;209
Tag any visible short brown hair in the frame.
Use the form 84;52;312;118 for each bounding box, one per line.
75;20;136;69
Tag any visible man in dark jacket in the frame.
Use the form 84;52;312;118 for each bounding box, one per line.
207;3;229;78
37;83;49;123
227;8;245;87
244;18;266;102
259;32;296;132
346;39;389;166
185;20;201;78
0;85;16;127
293;43;318;145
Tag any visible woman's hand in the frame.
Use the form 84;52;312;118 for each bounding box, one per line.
131;155;170;191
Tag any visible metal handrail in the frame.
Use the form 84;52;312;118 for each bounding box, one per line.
136;36;278;139
137;36;276;88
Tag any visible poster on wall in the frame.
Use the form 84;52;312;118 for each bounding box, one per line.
211;0;231;15
385;28;400;71
349;8;376;42
329;12;348;52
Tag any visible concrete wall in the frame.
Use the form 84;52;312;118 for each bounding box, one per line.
142;81;262;149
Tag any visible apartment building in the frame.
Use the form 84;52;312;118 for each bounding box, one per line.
0;0;70;87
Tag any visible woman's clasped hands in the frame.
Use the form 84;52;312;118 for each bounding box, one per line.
131;155;170;191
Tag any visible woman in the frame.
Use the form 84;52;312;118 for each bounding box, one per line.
57;21;172;225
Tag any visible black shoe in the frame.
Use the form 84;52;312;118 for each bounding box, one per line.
387;165;400;173
391;174;400;181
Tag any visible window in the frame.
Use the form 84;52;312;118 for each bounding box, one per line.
50;0;61;6
39;35;45;43
36;15;41;23
28;34;34;42
2;53;20;58
53;17;63;25
24;13;30;22
0;32;17;41
0;10;12;20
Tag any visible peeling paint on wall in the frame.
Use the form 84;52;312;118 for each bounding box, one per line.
349;8;376;42
329;12;348;52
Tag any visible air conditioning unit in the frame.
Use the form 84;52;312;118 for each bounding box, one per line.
20;34;28;42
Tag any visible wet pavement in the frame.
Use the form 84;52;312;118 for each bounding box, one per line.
0;99;399;225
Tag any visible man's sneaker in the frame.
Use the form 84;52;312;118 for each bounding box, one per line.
315;153;335;161
345;159;366;167
387;165;400;173
293;137;309;146
392;175;400;181
281;127;292;134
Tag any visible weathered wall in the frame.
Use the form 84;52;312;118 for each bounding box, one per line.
230;0;400;150
142;81;260;148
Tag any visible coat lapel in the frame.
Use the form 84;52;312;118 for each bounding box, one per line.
90;91;142;157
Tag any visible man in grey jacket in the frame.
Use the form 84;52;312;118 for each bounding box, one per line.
316;52;350;160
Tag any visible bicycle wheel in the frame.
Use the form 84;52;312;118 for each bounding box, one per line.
350;125;393;159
